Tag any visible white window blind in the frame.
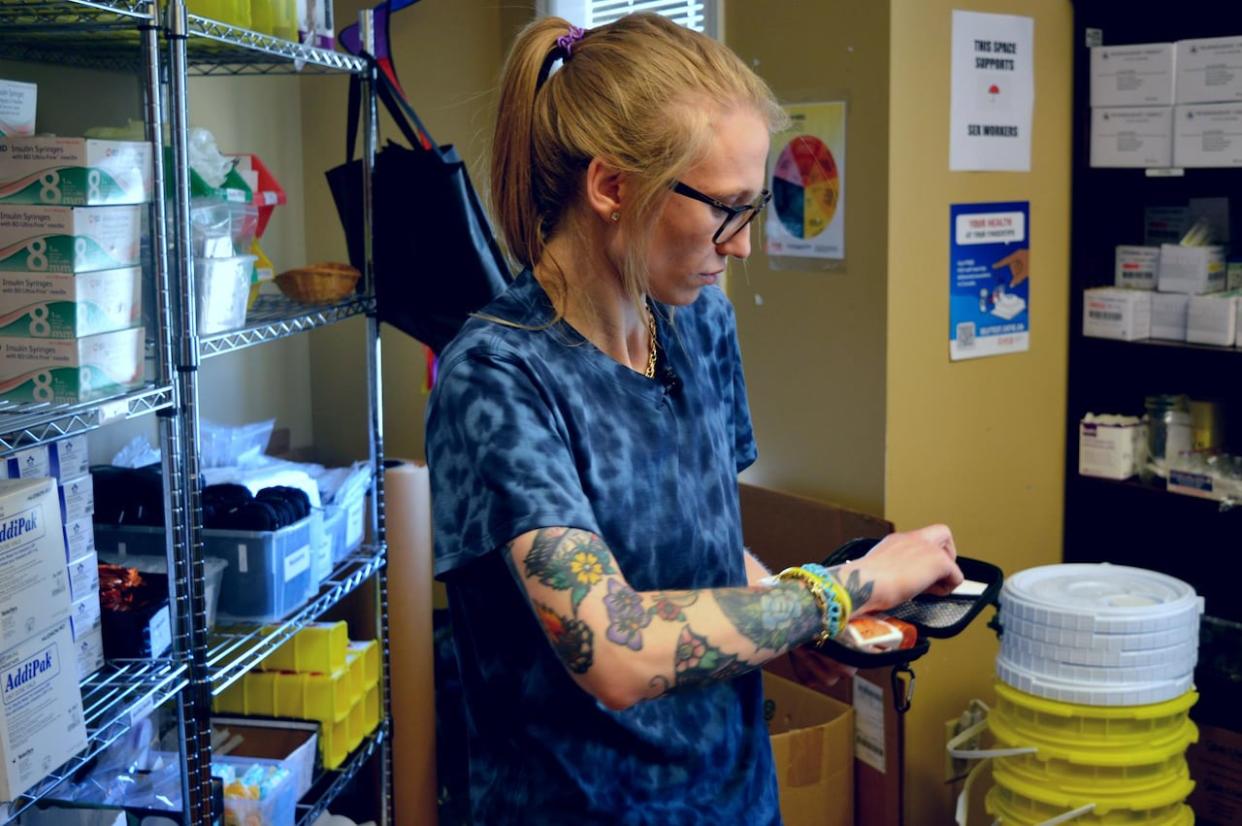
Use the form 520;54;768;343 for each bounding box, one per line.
543;0;718;38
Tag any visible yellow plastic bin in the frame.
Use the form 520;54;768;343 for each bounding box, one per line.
344;649;364;704
986;785;1193;826
364;683;380;734
280;669;352;724
319;715;351;770
992;680;1198;749
243;671;280;717
260;621;348;674
348;697;365;752
348;638;381;687
991;761;1194;821
250;0;296;39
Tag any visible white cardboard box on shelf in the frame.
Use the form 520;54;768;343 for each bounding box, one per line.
1230;261;1242;291
0;138;152;206
59;474;94;523
0;268;143;339
49;435;89;482
0;620;88;802
0;205;142;273
1158;244;1227;293
1175;36;1242;104
1115;245;1160;290
0;327;144;405
0;478;71;651
1151;292;1190;340
1;445;49;479
67;551;98;602
68;591;100;641
0;79;36;138
1145;206;1190;245
1090;106;1173;167
74;623;104;681
62;516;95;561
1083;287;1152;340
1187;292;1240;346
1091;44;1175;107
1173;103;1242;167
1079;415;1144;480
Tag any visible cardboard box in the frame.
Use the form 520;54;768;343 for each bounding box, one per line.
1;444;49;479
1091;44;1175;107
0;205;142;273
1173;103;1242;167
73;623;103;681
765;673;853;826
1145;206;1190;245
1083;287;1152;340
0;328;144;404
1188;292;1239;345
0;620;88;801
1176;36;1242;104
1079;415;1144;480
68;591;101;640
1115;245;1160;290
66;551;98;601
0;477;71;651
63;516;95;560
0;137;152;205
49;435;89;482
1188;725;1242;826
1090;106;1173;167
59;473;94;523
1151;292;1190;340
0;268;142;339
0;79;36;138
1158;244;1227;293
211;716;320;800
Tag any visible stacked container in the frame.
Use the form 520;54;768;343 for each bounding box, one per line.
987;564;1203;825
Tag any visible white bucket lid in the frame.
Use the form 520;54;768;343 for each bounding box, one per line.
1001;564;1203;634
1000;631;1199;668
996;656;1194;706
999;612;1200;652
998;645;1198;685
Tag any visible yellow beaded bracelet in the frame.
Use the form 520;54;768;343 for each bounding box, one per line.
774;566;849;646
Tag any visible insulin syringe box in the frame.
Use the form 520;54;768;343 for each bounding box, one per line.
0;79;36;139
0;477;71;652
0;620;88;802
0;267;142;339
0;204;142;273
0;327;144;405
0;137;152;205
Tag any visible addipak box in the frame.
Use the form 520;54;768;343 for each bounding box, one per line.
0;620;87;802
0;478;71;650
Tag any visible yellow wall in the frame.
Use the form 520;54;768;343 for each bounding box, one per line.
885;0;1072;819
727;1;891;516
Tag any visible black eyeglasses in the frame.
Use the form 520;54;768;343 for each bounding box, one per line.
672;182;772;245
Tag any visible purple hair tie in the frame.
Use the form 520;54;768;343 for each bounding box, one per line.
556;25;587;57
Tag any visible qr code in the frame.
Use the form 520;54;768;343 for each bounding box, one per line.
956;322;976;348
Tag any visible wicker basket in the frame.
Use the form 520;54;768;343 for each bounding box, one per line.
275;263;361;304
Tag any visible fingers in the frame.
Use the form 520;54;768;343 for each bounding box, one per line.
915;523;957;559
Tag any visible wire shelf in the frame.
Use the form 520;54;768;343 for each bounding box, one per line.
0;657;189;824
199;294;373;358
208;545;387;693
0;383;174;456
0;0;152;25
295;718;389;826
0;0;152;70
186;16;367;75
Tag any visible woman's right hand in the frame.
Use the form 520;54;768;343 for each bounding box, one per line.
834;525;964;616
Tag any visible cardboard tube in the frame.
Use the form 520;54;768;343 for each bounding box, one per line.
385;459;437;825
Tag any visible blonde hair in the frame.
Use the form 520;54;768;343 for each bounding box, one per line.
490;13;786;316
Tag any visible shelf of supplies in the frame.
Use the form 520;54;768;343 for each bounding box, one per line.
1074;473;1242;512
295;718;389;826
186;16;367;75
0;0;152;25
0;383;174;457
1;657;189;824
1082;335;1242;355
199;294;374;358
0;0;153;70
207;545;387;693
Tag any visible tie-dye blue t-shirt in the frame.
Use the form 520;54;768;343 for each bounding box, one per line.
425;270;779;825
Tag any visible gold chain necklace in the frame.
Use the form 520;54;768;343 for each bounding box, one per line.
644;303;658;379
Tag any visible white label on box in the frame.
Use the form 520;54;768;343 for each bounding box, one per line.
1115;245;1160;289
1080;421;1142;480
1091;44;1175;107
284;545;310;583
6;446;49;479
0;478;72;650
1173;103;1242;167
236;543;248;573
74;625;104;681
1187;293;1239;346
1158;244;1226;294
1176;37;1242;104
59;474;94;522
0;621;88;801
69;593;101;639
1151;293;1190;340
346;499;364;550
852;675;886;773
0;79;37;138
146;605;171;658
1083;288;1152;340
63;517;95;560
67;551;99;601
1146;206;1190;245
1091;106;1173;168
48;436;89;481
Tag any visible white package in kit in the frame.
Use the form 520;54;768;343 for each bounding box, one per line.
1175;36;1242;104
0;327;144;405
1079;415;1144;480
66;551;98;602
1173;103;1242;167
68;592;100;640
62;516;94;560
1083;287;1152;340
1;445;49;479
49;435;89;481
1115;245;1160;289
0;79;36;138
0;621;88;802
1158;244;1226;293
1090;106;1173;167
0;205;142;273
1151;292;1190;340
1145;206;1190;245
0;138;152;205
0;267;143;339
59;473;93;523
1187;292;1239;346
1091;44;1175;107
73;624;103;681
0;478;71;651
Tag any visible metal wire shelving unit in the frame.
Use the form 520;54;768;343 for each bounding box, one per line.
0;1;393;822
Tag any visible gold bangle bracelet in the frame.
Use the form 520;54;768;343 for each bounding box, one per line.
774;567;834;646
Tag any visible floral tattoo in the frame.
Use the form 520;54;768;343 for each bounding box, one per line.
715;582;821;652
523;528;617;613
604;580;651;650
672;625;744;687
535;602;594;674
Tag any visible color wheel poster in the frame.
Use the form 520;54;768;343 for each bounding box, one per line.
765;102;845;261
949;201;1030;361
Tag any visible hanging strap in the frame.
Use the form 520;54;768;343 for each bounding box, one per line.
343;61;434;165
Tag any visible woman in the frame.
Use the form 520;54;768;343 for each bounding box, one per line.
426;13;962;824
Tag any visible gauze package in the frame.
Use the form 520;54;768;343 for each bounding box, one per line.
0;137;152;205
0;205;142;273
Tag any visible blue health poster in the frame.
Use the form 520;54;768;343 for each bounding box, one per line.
949;201;1030;361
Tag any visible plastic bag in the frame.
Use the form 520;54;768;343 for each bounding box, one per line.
112;435;162;468
199;417;275;468
188;127;235;188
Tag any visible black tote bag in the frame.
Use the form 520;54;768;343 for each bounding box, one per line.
327;69;511;354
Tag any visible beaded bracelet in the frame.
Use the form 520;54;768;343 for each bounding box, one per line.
773;565;853;645
799;562;854;626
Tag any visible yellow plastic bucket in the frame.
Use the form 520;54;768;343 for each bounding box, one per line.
986;785;1194;826
992;680;1197;749
991;761;1194;817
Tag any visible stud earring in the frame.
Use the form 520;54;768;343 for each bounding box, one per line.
610;211;620;222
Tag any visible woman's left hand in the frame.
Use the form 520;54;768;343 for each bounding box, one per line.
788;646;858;691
